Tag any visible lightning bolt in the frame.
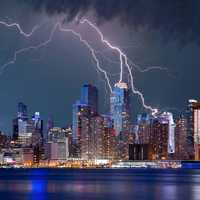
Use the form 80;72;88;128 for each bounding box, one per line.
0;24;58;74
0;21;113;93
0;20;40;37
80;19;156;113
0;18;161;113
96;50;172;76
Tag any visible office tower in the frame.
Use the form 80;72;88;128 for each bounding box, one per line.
110;82;131;160
175;115;189;160
129;113;151;160
47;127;69;160
110;82;131;136
47;117;54;132
72;101;91;156
12;118;19;141
102;115;117;160
72;84;98;157
160;112;176;155
81;84;98;112
12;102;28;141
90;115;104;159
135;113;151;144
187;100;200;160
18;118;30;146
149;115;169;160
32;112;43;139
186;99;196;159
17;102;28;119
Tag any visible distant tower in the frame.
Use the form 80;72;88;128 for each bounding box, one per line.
110;82;131;135
47;117;54;133
81;84;98;112
13;102;28;141
17;102;28;119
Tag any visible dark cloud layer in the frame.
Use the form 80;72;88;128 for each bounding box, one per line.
23;0;200;44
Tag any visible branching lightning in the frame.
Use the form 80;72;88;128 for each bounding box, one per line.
80;19;156;113
0;21;40;37
0;18;164;113
0;23;58;74
0;21;112;93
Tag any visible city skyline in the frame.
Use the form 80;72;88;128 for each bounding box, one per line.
1;1;200;134
1;82;200;164
1;2;200;200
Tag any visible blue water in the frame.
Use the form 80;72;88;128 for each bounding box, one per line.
0;168;200;200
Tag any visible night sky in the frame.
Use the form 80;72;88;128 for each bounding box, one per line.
0;0;200;134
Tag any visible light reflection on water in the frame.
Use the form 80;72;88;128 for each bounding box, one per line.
0;169;200;200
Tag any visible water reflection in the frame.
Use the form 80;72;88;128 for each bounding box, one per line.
0;169;199;200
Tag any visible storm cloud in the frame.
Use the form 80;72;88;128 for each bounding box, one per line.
22;0;200;44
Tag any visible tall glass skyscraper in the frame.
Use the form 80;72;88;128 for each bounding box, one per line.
81;84;98;112
110;82;131;136
73;84;99;144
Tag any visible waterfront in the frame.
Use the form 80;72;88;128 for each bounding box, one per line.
0;169;200;200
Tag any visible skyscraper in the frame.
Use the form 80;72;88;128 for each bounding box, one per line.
110;82;131;136
185;99;196;159
175;115;189;160
160;112;176;154
72;101;92;157
81;84;98;112
102;115;117;160
17;102;28;119
13;102;28;141
72;84;99;157
149;116;169;160
110;82;132;160
135;113;151;144
192;101;200;160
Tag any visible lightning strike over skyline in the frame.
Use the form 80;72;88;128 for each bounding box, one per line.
79;18;156;113
0;17;168;113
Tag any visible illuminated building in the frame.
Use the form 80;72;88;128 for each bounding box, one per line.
160;112;176;155
72;84;99;157
79;112;104;160
110;82;131;160
32;112;44;163
91;115;104;159
175;115;189;160
110;82;131;136
18;118;31;146
47;127;69;161
188;100;200;160
72;101;91;157
17;102;28;119
102;115;117;160
186;99;196;159
12;102;28;142
149;115;169;160
129;113;151;160
135;113;151;144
